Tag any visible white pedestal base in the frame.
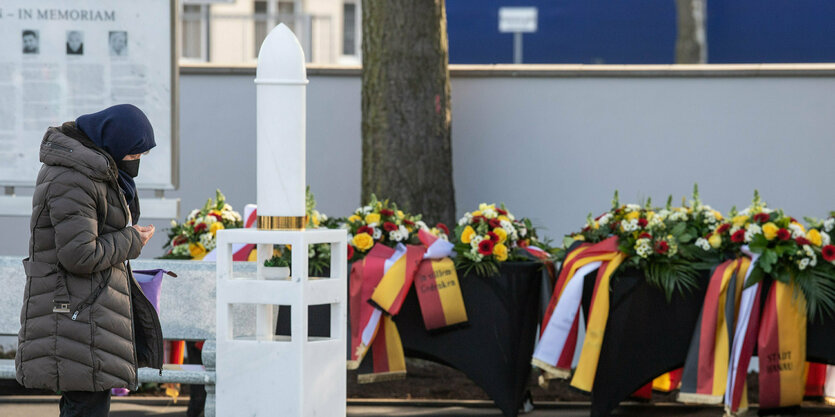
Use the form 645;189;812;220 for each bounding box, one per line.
216;228;347;417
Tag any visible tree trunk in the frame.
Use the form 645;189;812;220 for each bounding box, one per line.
675;0;707;63
361;0;456;226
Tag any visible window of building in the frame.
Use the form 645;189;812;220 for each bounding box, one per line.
342;3;357;57
182;4;209;61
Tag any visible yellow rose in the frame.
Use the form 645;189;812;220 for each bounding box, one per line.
762;222;778;241
573;234;585;241
732;215;749;227
807;229;823;247
493;243;508;261
397;210;405;219
210;209;222;216
493;227;507;243
365;213;381;225
792;222;806;233
461;225;476;244
626;211;640;221
708;234;722;249
592;221;600;230
498;215;510;222
713;210;724;221
210;222;225;236
647;211;655;220
189;243;207;259
348;214;362;223
352;233;374;251
471;210;482;217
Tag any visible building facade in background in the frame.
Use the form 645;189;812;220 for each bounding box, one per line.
180;0;835;65
180;0;360;64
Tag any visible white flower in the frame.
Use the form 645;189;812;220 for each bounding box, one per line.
399;225;408;236
798;258;810;270
483;208;498;219
695;238;711;251
822;232;831;247
634;238;652;259
200;233;216;252
372;228;382;240
730;225;741;235
625;204;641;212
361;205;372;215
598;213;612;226
744;224;761;243
172;244;190;257
204;215;217;225
519;227;527;237
824;218;835;233
622;219;639;233
170;219;178;227
389;230;403;242
789;223;806;239
470;235;485;249
187;209;200;221
416;221;429;231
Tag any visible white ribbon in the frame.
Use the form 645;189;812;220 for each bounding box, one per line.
724;245;760;407
360;244;407;347
532;261;602;368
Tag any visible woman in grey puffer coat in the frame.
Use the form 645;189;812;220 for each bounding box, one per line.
16;104;163;416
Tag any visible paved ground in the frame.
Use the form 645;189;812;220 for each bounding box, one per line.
1;397;833;416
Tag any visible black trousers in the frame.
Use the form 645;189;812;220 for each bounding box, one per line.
59;390;111;417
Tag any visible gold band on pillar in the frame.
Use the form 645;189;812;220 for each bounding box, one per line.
258;216;307;230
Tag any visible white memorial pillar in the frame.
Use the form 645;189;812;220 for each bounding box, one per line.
255;23;308;230
216;23;347;417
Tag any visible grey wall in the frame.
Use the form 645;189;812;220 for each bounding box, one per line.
1;66;834;258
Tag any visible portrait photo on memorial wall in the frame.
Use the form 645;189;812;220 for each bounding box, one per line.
22;30;39;54
66;31;84;55
109;31;128;57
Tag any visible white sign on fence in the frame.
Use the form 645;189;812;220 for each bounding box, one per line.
499;7;538;33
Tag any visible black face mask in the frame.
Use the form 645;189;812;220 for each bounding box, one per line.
117;159;140;178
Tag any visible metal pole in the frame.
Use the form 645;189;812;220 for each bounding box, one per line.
513;32;523;64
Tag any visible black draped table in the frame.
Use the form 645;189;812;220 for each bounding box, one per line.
586;270;835;417
394;262;543;417
278;262;544;417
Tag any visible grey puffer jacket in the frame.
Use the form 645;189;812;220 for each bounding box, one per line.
16;122;163;392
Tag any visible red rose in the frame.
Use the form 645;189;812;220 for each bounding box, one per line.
753;212;770;223
638;218;648;228
777;228;791;241
497;208;508;216
705;232;713;239
210;212;223;221
654;240;669;255
487;231;499;243
731;230;746;243
357;225;374;236
194;223;208;234
472;215;486;223
611;221;621;230
582;226;591;232
436;223;450;235
488;218;502;229
404;219;415;226
716;223;731;234
639;232;652;239
347;244;355;260
478;239;495;256
383;222;398;232
822;245;835;262
518;239;529;248
380;209;394;217
796;237;811;246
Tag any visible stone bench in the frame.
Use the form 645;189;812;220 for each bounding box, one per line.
0;257;258;417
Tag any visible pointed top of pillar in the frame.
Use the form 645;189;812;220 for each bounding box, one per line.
255;23;307;84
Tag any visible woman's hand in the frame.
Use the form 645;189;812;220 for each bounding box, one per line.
132;224;155;246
